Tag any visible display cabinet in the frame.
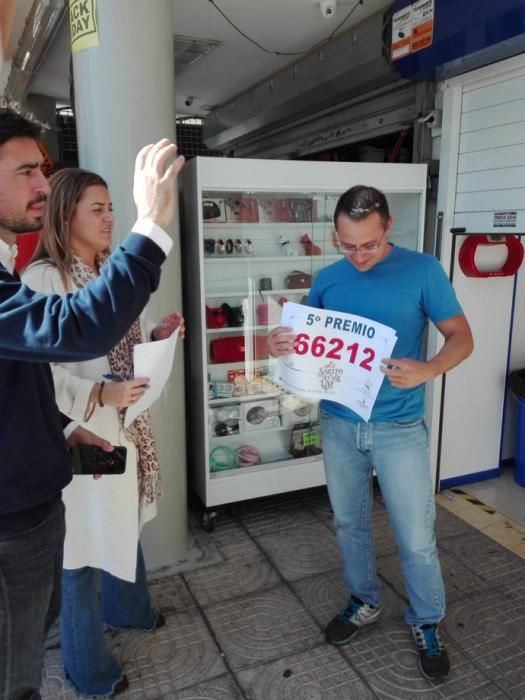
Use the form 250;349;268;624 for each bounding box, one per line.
180;157;427;528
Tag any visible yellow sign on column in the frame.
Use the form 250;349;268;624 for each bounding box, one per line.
69;0;99;54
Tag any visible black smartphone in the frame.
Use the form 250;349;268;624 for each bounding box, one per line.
69;445;127;475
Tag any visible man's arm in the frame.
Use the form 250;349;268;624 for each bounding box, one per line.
0;140;185;363
381;313;474;389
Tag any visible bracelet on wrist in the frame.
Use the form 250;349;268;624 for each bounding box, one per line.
98;380;105;408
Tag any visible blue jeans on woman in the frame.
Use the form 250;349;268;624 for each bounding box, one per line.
321;411;445;625
60;544;157;697
0;498;64;700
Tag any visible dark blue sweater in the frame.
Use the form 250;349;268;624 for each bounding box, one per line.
0;232;165;520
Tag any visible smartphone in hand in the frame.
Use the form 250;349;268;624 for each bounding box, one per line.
69;446;127;475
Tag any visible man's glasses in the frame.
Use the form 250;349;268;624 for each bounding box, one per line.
335;232;385;255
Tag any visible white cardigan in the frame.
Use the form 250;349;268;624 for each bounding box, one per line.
22;261;157;582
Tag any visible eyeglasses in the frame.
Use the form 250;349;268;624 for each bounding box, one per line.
335;231;385;255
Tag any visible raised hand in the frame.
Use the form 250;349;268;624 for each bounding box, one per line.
133;139;185;230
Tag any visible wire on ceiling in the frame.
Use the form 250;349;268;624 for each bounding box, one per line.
207;0;365;56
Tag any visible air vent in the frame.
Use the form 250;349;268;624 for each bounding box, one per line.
173;34;220;76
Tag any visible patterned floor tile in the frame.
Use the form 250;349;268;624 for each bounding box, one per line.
160;674;244;699
340;621;501;699
115;607;227;696
435;504;479;541
442;589;525;698
237;645;374;699
184;539;281;606
148;574;196;614
291;570;406;630
377;549;488;604
255;522;341;581
238;495;318;537
438;531;525;587
204;585;322;670
300;487;334;521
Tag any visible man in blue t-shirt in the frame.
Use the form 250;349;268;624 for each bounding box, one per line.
268;185;473;683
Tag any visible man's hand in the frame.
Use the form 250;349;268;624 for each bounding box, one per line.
66;426;113;480
152;311;185;340
380;358;435;389
133;139;185;230
268;326;295;357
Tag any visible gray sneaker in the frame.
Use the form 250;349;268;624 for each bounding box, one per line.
325;594;382;645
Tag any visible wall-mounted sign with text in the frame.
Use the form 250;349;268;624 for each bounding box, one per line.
391;0;434;61
69;0;99;54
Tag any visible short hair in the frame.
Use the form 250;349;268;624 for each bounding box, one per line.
334;185;390;228
0;100;45;148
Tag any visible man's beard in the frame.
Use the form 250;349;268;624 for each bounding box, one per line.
0;195;47;233
0;215;44;233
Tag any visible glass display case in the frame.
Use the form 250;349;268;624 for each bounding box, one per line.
180;157;427;528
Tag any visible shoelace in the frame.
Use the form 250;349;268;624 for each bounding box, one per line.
340;597;363;622
415;624;443;657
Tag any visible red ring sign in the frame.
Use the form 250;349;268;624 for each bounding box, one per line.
458;235;524;278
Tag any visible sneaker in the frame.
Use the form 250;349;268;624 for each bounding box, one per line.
325;595;382;645
411;623;450;682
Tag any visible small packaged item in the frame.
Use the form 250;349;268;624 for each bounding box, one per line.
289;422;322;458
202;198;226;222
225;197;259;223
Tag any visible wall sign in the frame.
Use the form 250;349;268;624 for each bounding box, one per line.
392;0;434;61
494;211;517;228
69;0;98;54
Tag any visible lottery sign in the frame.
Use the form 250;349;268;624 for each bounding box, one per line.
275;303;397;421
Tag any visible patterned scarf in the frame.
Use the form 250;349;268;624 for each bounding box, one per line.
69;252;161;507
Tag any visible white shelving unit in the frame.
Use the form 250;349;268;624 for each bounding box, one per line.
180;157;427;526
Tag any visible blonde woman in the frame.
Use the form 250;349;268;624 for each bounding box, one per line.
23;168;183;697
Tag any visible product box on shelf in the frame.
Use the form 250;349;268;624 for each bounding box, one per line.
313;195;339;223
202;198;226;223
241;398;281;432
289;198;314;223
224;197;259;223
209;405;241;437
258;198;292;223
280;395;319;428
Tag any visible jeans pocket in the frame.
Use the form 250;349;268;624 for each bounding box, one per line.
391;416;425;428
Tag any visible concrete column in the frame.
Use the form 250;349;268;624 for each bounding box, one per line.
71;0;188;569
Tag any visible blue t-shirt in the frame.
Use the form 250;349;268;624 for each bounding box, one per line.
307;245;463;423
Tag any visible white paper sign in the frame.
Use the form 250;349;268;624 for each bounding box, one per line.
124;328;180;428
275;303;397;421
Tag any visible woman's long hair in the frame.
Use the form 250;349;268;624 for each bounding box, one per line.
31;168;108;290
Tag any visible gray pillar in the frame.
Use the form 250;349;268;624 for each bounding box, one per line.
71;0;188;569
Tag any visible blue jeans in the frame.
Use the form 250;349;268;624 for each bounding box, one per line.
321;411;445;625
0;499;65;700
60;544;156;697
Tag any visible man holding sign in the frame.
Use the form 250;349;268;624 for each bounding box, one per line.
268;185;473;682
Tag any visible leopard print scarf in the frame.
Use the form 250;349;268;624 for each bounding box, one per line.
69;253;161;508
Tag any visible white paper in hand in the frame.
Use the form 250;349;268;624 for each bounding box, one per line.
275;302;397;421
124;327;180;428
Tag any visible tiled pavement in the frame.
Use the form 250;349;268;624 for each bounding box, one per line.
41;486;525;699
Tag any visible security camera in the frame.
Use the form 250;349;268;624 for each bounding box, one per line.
184;96;194;108
417;109;442;128
320;0;337;18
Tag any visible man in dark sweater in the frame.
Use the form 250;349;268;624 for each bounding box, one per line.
0;102;185;699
